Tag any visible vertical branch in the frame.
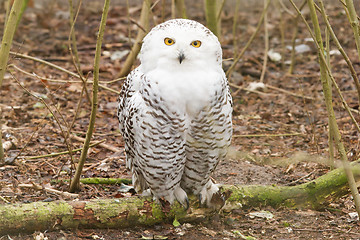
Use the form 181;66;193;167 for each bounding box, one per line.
175;0;187;18
204;0;219;36
344;0;360;62
259;0;269;83
232;0;240;55
215;0;225;37
69;0;111;192
277;0;285;70
126;0;132;46
0;0;24;163
161;0;165;22
171;0;175;19
288;16;299;74
3;0;11;29
324;16;334;168
15;0;29;29
118;0;151;78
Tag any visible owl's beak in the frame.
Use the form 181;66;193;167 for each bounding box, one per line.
178;52;185;64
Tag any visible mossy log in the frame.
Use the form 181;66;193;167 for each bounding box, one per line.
79;177;132;185
1;162;359;235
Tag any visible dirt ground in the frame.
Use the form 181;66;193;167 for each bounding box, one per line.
0;0;360;239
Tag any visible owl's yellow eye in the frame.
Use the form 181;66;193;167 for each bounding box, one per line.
191;40;201;48
164;38;175;46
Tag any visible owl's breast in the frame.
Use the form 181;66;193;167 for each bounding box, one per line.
144;68;224;116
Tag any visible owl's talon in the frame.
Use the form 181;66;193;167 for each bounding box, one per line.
141;189;152;197
174;186;189;210
183;196;189;210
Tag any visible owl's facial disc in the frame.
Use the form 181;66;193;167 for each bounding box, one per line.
178;51;185;64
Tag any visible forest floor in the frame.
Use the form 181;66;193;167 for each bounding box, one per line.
1;1;360;239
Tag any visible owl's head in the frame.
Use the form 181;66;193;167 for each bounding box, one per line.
139;19;222;73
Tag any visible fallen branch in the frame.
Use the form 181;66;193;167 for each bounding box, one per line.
1;161;359;235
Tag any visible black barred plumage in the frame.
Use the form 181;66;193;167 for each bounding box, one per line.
117;19;232;208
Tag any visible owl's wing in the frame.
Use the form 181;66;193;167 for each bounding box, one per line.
117;68;189;208
117;69;145;190
182;74;233;207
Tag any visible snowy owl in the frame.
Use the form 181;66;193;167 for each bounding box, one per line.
117;19;232;208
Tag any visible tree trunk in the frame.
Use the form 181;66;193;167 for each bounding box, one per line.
1;161;360;235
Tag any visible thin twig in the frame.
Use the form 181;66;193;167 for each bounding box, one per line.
0;195;9;203
285;170;316;186
19;182;78;199
278;0;296;17
229;82;272;97
233;133;303;138
10;51;80;78
105;76;126;84
9;51;119;93
25;139;105;160
128;17;146;32
65;72;91;141
9;64;78;83
9;64;122;94
71;134;121;152
12;118;47;162
265;84;315;100
83;158;110;172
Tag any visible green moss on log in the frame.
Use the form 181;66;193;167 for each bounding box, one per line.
0;201;74;233
223;162;357;209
